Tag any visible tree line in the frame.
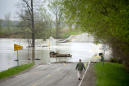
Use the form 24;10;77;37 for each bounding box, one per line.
0;0;79;39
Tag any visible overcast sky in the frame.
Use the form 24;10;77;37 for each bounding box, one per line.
0;0;20;20
0;0;55;21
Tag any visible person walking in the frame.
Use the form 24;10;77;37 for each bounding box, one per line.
99;53;104;66
76;59;85;80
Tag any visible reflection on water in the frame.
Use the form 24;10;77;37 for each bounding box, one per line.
0;38;101;72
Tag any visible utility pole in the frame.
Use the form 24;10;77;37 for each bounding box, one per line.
31;0;35;62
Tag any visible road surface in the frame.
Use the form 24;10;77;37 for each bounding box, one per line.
0;63;80;86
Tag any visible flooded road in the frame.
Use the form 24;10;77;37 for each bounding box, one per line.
0;38;102;72
51;42;101;62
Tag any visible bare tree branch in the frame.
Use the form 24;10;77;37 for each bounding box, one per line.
23;0;32;16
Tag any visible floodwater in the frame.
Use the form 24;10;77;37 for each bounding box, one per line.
0;38;102;72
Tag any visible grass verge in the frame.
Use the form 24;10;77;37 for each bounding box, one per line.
95;62;129;86
0;63;34;80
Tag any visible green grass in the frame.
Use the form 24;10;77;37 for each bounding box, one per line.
0;63;34;80
95;62;129;86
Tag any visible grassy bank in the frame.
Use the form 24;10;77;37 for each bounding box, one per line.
0;63;34;80
95;62;129;86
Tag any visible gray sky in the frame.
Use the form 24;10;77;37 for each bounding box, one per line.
0;0;55;21
0;0;19;20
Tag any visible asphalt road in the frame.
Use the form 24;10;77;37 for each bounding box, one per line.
0;63;80;86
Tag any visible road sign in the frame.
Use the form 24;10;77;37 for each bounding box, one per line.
14;44;23;51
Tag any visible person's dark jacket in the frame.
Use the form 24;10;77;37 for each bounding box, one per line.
76;62;85;71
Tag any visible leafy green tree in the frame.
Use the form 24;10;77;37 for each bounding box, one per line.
62;0;129;70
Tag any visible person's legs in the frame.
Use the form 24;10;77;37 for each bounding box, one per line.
80;71;83;79
77;71;80;80
77;71;83;80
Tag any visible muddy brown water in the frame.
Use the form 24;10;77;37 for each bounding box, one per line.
0;38;101;72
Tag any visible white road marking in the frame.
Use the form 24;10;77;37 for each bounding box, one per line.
78;61;91;86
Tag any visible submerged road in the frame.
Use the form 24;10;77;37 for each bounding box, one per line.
0;63;80;86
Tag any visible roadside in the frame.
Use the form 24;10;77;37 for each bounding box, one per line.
2;62;128;86
81;63;96;86
95;62;129;86
0;63;34;80
81;62;129;86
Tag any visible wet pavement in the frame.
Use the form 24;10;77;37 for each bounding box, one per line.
0;63;80;86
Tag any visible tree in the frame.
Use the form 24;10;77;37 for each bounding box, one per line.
18;0;35;62
48;0;64;38
18;0;55;38
62;0;129;70
18;0;56;62
34;4;53;39
4;13;11;32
